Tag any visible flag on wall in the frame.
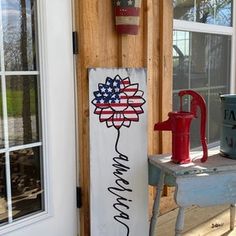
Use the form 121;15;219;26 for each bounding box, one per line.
114;0;141;35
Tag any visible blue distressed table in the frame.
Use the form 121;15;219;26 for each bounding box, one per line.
149;147;236;236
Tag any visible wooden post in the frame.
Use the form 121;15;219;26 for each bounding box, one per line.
74;0;173;234
159;0;173;154
159;0;173;197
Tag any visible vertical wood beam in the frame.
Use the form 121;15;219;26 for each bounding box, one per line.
159;0;173;197
146;0;160;155
75;1;118;235
117;2;146;67
75;1;90;234
146;0;161;205
159;0;173;153
74;0;173;234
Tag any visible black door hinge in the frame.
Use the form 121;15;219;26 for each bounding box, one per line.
77;186;82;208
73;31;78;55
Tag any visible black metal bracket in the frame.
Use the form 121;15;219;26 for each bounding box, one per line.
77;186;82;208
73;31;78;55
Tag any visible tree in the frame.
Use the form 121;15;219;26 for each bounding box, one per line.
20;0;32;144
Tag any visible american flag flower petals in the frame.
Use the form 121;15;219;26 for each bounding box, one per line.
92;74;146;129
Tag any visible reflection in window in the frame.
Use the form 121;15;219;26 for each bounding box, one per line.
174;0;232;26
0;148;43;223
0;154;7;225
2;0;37;71
173;30;231;148
0;82;3;149
6;76;40;147
173;31;190;89
11;147;43;221
0;0;44;226
174;0;194;21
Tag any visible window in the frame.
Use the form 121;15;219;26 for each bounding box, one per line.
174;0;232;26
0;0;44;226
173;0;234;148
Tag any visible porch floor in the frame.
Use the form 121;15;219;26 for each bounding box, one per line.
156;204;236;236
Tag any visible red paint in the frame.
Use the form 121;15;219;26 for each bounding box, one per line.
115;7;140;16
154;90;208;164
116;25;139;35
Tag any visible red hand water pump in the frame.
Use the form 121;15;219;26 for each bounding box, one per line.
154;90;208;164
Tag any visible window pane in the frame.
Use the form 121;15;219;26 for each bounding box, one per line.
0;154;7;225
10;147;44;221
209;34;231;87
195;0;217;24
190;33;208;88
195;0;232;26
173;30;231;148
214;0;232;26
0;0;44;227
6;76;40;147
174;0;194;21
0;81;3;149
209;87;228;143
190;90;208;147
2;0;38;71
189;33;231;89
173;31;191;90
174;0;233;26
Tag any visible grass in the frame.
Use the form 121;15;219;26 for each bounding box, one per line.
0;89;37;117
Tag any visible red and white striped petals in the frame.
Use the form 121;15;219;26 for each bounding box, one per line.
106;118;114;128
99;108;114;122
122;84;138;97
94;107;102;115
133;106;143;114
121;77;131;90
112;113;124;129
123;120;131;127
135;90;144;97
128;96;145;107
123;106;139;121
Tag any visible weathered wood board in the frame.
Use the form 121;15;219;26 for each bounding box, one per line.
89;68;148;236
176;172;236;207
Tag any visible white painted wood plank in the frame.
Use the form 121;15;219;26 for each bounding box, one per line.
89;68;148;236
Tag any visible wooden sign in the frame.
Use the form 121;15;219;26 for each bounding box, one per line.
89;68;148;236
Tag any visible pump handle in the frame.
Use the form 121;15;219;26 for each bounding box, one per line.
178;90;208;162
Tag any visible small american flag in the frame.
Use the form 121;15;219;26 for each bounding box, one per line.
92;75;145;129
114;0;141;35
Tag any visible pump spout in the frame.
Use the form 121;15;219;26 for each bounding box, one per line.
154;116;172;131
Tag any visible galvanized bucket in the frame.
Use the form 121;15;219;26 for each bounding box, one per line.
220;94;236;159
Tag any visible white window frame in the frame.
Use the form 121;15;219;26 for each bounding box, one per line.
173;1;236;93
0;0;51;234
173;1;236;148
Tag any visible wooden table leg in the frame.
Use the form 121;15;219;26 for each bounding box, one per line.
230;204;236;230
149;170;165;236
175;207;185;236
